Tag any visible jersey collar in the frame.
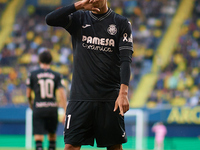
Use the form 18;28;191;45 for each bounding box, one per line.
89;8;112;21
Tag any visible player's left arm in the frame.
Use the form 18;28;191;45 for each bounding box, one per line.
114;19;133;116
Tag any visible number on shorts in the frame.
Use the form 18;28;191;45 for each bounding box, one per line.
66;114;71;129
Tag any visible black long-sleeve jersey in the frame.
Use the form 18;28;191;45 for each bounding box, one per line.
46;5;133;101
26;68;63;115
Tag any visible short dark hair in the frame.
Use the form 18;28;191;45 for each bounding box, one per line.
39;50;52;64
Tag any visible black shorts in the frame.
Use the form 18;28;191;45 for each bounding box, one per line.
64;101;127;147
33;112;58;135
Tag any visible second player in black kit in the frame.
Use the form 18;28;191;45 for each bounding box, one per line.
45;0;133;150
26;51;67;150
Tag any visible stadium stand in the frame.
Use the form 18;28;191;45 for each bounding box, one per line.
0;1;7;18
147;0;200;108
128;0;181;107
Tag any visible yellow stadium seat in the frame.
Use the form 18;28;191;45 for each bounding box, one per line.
171;97;186;106
146;101;157;108
18;54;31;64
26;31;34;41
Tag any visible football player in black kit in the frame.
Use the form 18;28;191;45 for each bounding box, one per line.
45;0;133;150
26;50;67;150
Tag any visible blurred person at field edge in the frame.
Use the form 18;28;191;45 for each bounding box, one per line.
26;50;67;150
152;122;167;150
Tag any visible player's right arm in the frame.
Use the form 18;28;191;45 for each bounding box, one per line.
45;0;99;27
26;73;33;110
55;74;67;124
57;87;67;124
26;87;33;110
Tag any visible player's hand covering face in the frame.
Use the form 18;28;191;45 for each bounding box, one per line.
89;0;105;8
81;0;106;12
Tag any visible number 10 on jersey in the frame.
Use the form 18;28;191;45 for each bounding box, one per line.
38;79;54;99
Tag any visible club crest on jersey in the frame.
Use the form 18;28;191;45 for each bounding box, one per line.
107;24;117;35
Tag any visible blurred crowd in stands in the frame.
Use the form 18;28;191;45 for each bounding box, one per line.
0;1;6;22
0;0;180;107
147;0;200;108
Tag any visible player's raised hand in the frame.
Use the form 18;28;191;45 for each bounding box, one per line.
75;0;100;12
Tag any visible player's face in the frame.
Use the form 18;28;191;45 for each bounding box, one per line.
92;0;107;9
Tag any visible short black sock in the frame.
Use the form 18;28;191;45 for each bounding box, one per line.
48;141;56;150
36;141;43;150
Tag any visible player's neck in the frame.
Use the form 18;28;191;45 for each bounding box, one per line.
40;63;50;69
92;5;108;14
